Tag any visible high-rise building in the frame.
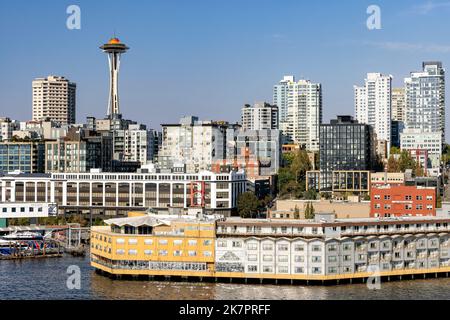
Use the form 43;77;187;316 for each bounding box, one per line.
391;88;406;122
0;141;45;174
45;128;113;173
241;102;278;130
212;129;281;180
319;116;376;191
159;116;237;173
354;73;392;151
273;76;322;151
100;37;129;119
404;62;445;142
32;76;76;125
400;129;442;177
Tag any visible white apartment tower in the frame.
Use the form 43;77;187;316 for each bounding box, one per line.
241;102;278;130
32;76;76;125
273;76;322;151
354;73;392;150
404;62;445;142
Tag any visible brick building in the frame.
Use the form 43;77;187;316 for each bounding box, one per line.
370;185;436;217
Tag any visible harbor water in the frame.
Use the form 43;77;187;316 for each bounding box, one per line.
0;254;449;300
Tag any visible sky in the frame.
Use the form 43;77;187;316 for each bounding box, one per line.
1;0;450;140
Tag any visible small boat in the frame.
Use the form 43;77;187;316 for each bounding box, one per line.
0;239;29;255
2;231;44;241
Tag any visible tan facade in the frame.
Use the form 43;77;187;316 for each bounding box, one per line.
274;199;370;219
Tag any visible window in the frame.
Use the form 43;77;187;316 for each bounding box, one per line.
144;250;152;255
278;244;289;251
328;267;338;274
247;242;258;250
328;256;337;263
116;249;125;255
203;240;212;246
328;244;337;252
217;240;227;248
263;243;273;250
128;239;137;245
312;256;322;263
188;251;197;257
416;195;423;201
173;240;183;246
203;251;212;257
173;250;183;256
159;239;168;245
232;241;242;248
278;255;288;262
312;267;321;274
263;266;273;273
248;265;258;272
263;255;273;262
158;250;168;256
116;239;125;244
188;240;197;246
128;249;137;255
312;245;321;252
294;244;304;251
278;266;288;273
295;267;304;273
294;255;304;263
144;239;153;245
248;254;257;261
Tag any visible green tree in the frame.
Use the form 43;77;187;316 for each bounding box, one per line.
390;146;401;155
237;192;259;218
387;155;399;172
277;149;312;199
304;202;315;220
293;206;300;219
303;189;317;200
398;150;416;172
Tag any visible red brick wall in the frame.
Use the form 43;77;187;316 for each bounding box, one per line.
370;185;436;217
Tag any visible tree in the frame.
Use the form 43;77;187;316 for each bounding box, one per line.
303;189;317;200
237;192;259;218
304;202;315;220
390;146;401;155
293;206;300;219
387;155;399;172
398;150;416;172
277;149;312;199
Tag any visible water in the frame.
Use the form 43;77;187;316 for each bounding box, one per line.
0;255;449;300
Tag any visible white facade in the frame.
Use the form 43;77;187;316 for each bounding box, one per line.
404;62;445;142
354;73;392;151
32;76;76;125
241;102;278;130
123;125;150;164
0;170;247;213
400;129;442;176
273;76;322;151
215;216;450;276
159;116;233;173
0;118;18;142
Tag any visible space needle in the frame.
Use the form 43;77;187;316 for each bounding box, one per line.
100;37;129;119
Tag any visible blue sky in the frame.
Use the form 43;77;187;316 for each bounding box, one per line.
1;0;450;140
